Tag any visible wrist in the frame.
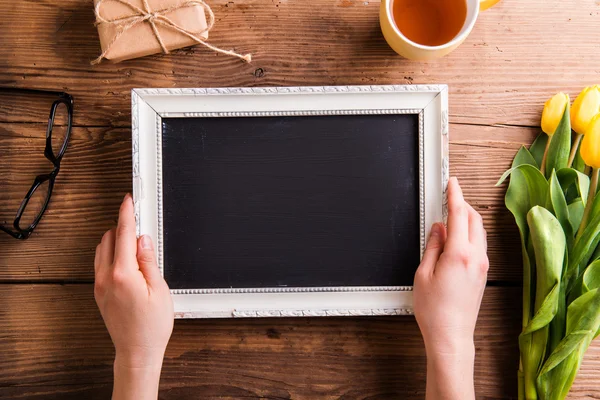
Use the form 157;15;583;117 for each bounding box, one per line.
115;347;166;370
424;335;475;360
113;357;164;400
425;340;475;400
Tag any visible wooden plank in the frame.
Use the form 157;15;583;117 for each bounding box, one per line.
0;124;128;281
0;285;522;399
1;122;533;282
1;0;596;398
1;0;599;128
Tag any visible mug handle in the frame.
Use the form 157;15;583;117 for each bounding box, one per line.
480;0;501;11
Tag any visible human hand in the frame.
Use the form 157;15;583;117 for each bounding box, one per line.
94;194;173;399
413;177;488;399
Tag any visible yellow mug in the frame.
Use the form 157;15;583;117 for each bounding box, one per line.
380;0;500;60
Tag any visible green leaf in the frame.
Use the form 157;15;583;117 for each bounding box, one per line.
590;242;600;264
496;152;548;261
571;260;600;306
546;170;574;250
537;289;600;400
500;148;549;400
568;199;584;233
573;138;586;173
528;206;566;319
566;211;600;294
520;206;566;400
545;105;572;177
590;188;600;222
548;273;567;354
567;290;600;331
556;168;590;207
497;164;548;208
537;330;589;399
529;132;549;169
520;283;561;399
584;261;600;339
565;184;580;204
497;163;549;265
568;259;600;306
499;150;545;400
515;145;539;168
520;282;561;336
583;260;600;293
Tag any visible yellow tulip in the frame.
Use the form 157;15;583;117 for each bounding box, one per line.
541;92;569;136
571;86;600;135
577;113;600;235
581;113;600;169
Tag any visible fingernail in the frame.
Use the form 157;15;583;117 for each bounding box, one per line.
430;223;440;237
141;235;152;249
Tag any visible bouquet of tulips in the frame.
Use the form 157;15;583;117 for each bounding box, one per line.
498;86;600;399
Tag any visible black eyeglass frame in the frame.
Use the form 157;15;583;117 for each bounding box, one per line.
0;88;74;240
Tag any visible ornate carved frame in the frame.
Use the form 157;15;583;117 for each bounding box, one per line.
132;85;449;318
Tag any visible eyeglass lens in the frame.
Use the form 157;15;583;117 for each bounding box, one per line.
18;179;51;231
50;101;70;159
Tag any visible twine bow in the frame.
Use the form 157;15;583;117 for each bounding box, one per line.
92;0;251;65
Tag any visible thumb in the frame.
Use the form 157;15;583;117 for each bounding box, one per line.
136;235;162;286
417;223;446;275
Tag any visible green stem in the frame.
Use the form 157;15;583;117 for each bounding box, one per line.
540;135;552;175
521;237;537;400
577;168;599;240
518;368;525;400
568;132;583;168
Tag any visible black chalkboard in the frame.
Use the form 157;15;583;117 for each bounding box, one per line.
161;114;420;289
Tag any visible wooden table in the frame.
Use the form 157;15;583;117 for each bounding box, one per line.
1;0;600;398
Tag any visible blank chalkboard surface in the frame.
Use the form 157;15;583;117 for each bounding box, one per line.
161;114;420;290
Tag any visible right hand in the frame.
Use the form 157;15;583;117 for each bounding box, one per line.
413;177;489;357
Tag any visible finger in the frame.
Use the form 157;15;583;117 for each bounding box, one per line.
136;235;163;287
95;228;116;275
467;203;486;251
466;204;489;277
114;194;138;269
484;228;488;253
445;177;469;250
416;223;447;276
94;245;101;276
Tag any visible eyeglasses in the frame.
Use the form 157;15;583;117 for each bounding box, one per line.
0;88;74;240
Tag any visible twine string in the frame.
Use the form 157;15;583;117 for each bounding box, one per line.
92;0;251;65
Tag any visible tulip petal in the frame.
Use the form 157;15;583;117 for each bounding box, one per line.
581;114;600;169
542;93;569;136
571;87;600;135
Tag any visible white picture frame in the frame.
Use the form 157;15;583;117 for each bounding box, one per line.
132;85;449;318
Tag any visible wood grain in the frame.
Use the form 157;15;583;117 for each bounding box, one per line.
1;0;600;128
3;0;599;397
2;284;599;399
0;122;529;282
0;285;521;399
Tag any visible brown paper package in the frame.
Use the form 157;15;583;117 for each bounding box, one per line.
94;0;208;62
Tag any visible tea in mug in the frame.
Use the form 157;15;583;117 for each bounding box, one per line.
392;0;467;47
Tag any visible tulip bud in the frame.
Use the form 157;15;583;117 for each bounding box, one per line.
541;92;570;136
581;114;600;169
571;87;600;135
